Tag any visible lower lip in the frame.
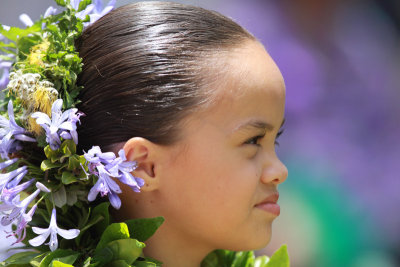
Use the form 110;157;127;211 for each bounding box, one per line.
255;203;280;216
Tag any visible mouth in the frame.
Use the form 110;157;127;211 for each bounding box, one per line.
254;192;280;216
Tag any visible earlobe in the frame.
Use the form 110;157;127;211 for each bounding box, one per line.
123;137;159;191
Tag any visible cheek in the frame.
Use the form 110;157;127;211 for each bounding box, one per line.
168;143;260;222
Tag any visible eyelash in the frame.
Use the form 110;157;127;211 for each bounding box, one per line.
245;134;265;146
275;128;284;146
245;128;285;147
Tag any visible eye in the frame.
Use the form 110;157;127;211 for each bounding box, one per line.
244;134;264;146
275;128;285;146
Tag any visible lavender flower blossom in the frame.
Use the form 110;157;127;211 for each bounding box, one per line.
88;164;122;209
19;14;34;27
70;0;115;27
0;165;28;193
7;204;37;244
44;6;58;18
0;101;36;159
31;99;81;150
0;182;49;226
84;146;143;209
1;182;50;244
29;208;80;251
89;0;116;24
0;60;13;89
109;149;144;192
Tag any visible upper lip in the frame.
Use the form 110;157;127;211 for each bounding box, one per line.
255;192;279;206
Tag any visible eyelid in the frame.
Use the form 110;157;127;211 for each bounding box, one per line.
275;128;285;146
244;133;265;146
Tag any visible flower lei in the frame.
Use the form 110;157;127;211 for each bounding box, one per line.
0;1;289;266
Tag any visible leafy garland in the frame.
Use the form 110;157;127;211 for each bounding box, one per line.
0;1;289;266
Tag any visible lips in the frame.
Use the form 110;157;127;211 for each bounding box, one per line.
255;192;280;216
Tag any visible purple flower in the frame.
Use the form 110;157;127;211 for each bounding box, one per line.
1;179;34;205
2;182;50;244
0;60;13;89
0;165;28;193
89;0;115;24
6;203;37;244
88;164;122;209
109;149;144;192
70;0;115;27
19;14;34;27
0;101;36;159
44;6;58;18
31;99;81;150
0;182;49;227
84;147;142;209
29;208;80;251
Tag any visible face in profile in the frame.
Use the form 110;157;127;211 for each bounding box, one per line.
120;40;287;255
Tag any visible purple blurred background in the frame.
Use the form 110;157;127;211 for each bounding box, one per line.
1;0;399;266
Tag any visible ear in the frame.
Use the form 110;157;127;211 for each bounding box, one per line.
122;137;160;192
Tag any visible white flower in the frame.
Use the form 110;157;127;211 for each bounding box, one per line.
29;208;80;251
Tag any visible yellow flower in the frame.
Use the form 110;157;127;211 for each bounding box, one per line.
27;82;58;135
27;41;50;67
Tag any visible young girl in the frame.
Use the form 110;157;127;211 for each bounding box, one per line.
0;1;287;266
75;2;287;266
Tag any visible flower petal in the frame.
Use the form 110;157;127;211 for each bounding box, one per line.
31;226;49;235
108;192;121;209
57;228;80;239
19;14;33;27
28;231;50;247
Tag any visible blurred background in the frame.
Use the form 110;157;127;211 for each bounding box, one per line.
1;0;399;266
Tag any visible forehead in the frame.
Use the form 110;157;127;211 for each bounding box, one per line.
180;41;286;136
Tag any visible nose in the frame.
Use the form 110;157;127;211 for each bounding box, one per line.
260;154;288;185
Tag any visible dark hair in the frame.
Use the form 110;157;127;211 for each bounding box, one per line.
75;1;255;152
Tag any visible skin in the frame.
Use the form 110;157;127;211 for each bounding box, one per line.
116;40;288;267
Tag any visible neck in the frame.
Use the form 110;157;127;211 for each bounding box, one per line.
143;221;211;267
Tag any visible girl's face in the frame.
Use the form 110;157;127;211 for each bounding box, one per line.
152;40;288;251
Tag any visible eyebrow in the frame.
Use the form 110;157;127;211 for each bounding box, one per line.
232;118;285;134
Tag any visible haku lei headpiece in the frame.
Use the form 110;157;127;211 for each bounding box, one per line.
0;1;289;266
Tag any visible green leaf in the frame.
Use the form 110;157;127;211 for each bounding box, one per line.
50;261;74;267
265;244;289;267
61;139;76;157
67;155;81;170
133;261;157;267
125;217;164;242
0;24;41;42
62;171;77;184
41;159;62;171
39;250;80;267
53;185;67;208
82;257;92;267
77;0;93;12
232;251;254;267
133;257;162;267
254;256;270;267
0;251;40;266
94;239;145;266
108;260;130;267
55;0;67;7
91;202;110;234
30;253;50;267
96;223;130;252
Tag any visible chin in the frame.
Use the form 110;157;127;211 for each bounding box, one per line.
228;224;273;252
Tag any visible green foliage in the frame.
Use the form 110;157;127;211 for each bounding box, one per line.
0;251;40;266
201;244;289;267
39;250;80;267
125;217;165;242
96;223;131;251
265;245;289;267
0;1;291;267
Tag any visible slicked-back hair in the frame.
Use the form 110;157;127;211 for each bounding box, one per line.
75;1;255;152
